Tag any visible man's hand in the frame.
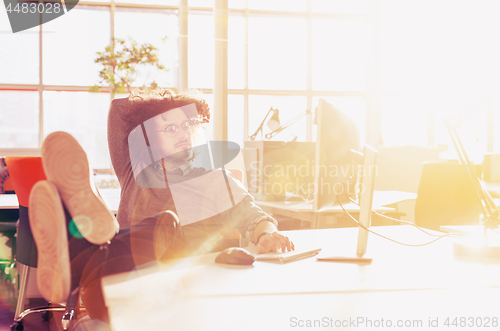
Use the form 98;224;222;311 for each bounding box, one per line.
255;231;295;254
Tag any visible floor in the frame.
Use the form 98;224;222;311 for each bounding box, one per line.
0;272;67;331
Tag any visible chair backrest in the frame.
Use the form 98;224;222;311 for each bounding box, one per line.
4;156;47;267
0;157;15;194
415;161;482;231
374;146;441;193
0;157;19;223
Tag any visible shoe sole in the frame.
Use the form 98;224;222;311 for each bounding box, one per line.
29;180;71;303
42;132;119;245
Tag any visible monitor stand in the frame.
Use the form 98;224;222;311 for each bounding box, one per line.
316;145;378;265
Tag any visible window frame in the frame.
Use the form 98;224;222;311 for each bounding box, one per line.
5;0;490;171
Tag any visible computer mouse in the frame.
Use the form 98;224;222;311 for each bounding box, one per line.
215;247;255;265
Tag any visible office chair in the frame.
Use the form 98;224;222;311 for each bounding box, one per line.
0;158;18;280
5;156;78;331
414;161;482;231
1;157;14;194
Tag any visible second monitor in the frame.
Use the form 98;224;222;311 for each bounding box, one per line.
313;98;361;212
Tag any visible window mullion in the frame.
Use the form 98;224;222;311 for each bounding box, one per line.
39;6;43;149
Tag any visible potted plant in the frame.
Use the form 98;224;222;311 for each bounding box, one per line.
90;37;168;98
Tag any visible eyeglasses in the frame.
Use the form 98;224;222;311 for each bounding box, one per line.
163;120;197;137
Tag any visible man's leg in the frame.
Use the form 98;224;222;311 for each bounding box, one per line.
36;131;188;323
78;210;187;323
31;183;186;323
42;131;119;245
29;180;71;304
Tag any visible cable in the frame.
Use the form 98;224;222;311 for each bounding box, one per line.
348;197;449;238
349;196;500;240
338;197;460;247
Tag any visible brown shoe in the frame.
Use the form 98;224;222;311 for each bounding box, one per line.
29;180;71;303
42;131;119;245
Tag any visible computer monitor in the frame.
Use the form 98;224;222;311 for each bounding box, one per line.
316;144;378;263
313;98;361;212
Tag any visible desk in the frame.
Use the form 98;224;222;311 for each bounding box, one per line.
91;190;417;228
102;225;500;331
256;191;417;228
0;194;19;209
0;189;119;214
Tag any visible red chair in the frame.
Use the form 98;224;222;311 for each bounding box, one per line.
0;158;18;277
1;157;15;194
5;156;69;331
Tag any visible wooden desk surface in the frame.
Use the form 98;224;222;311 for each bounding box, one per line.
102;226;500;331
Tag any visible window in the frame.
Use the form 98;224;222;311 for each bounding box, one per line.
228;14;245;89
12;1;500;170
228;94;245;147
0;91;39;148
380;97;428;147
114;8;178;87
43;7;110;86
43;91;111;168
248;16;307;90
311;0;375;14
248;0;306;12
188;12;214;89
0;10;39;84
312;19;369;91
378;0;500;150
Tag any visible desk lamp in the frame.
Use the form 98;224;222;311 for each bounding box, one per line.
265;109;311;140
249;108;281;140
444;110;500;257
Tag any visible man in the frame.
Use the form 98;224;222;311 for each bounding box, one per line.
108;88;294;254
30;88;294;324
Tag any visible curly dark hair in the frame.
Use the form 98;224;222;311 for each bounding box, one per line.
123;88;210;134
121;88;210;165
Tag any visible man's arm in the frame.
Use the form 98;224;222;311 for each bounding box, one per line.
218;170;295;253
219;171;295;253
252;220;295;254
